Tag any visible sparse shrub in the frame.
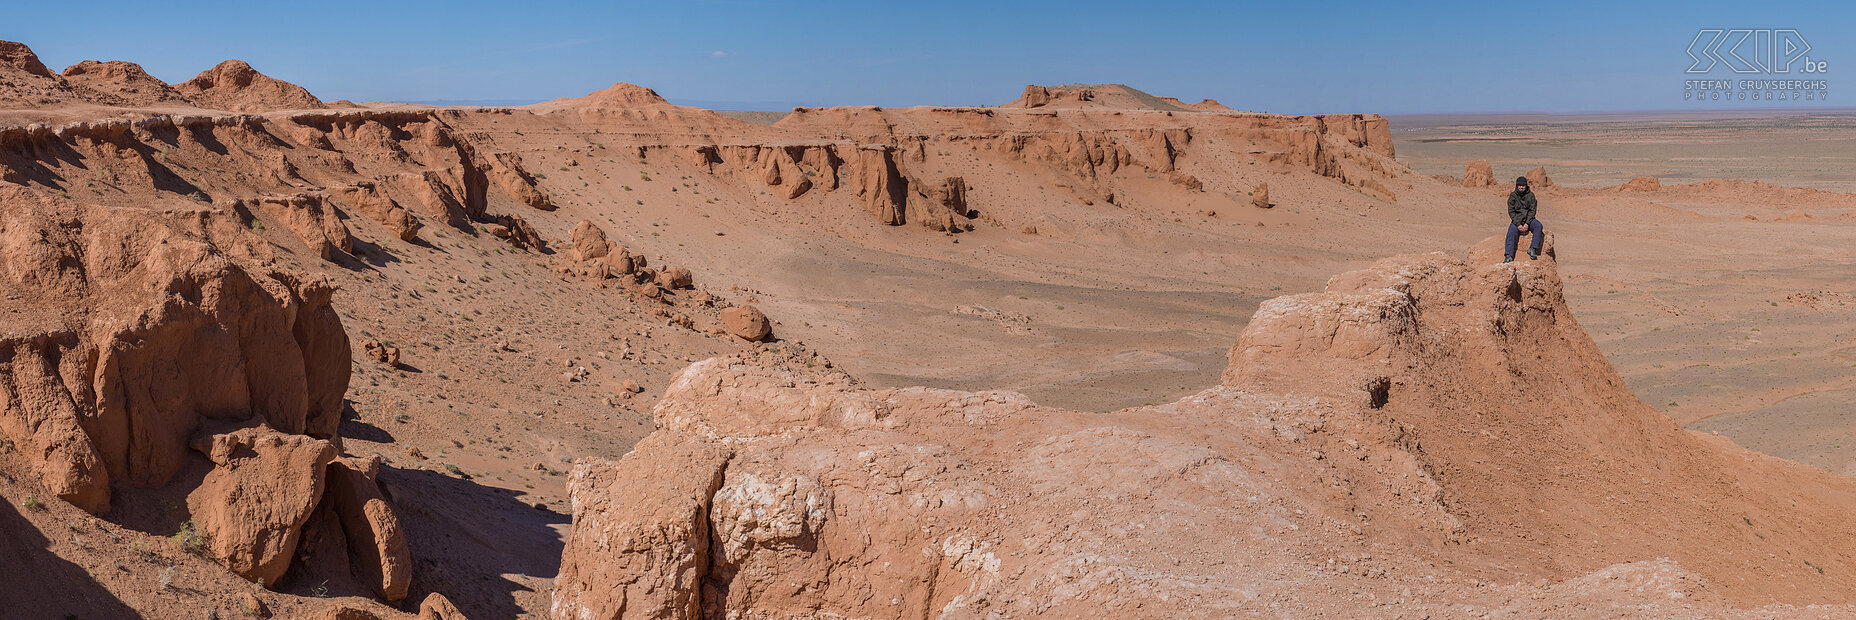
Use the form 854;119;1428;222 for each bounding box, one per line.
22;495;43;511
170;519;206;554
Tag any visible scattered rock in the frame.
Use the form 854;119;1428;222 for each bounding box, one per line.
721;305;773;342
1168;171;1203;190
361;340;401;367
238;593;270;618
565;220;645;280
1251;182;1272;208
655;266;693;289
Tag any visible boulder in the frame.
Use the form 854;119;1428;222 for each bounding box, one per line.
185;423;337;586
418;593;467;620
601;250;638;277
570;220;613;262
551;432;732;620
361;340;401;367
482;213;547;251
656;266;694;290
325;456;412;602
721;306;772;342
238;592;270;618
1251;182;1271;208
1168;171;1203;191
783;176;813;200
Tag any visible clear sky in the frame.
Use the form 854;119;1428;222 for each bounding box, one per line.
4;0;1848;114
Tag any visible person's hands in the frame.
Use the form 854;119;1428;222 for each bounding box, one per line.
1517;223;1528;233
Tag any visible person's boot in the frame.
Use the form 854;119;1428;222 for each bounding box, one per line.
1528;250;1539;260
1503;255;1514;264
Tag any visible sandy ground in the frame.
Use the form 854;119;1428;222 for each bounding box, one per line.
1394;109;1856;191
1396;109;1856;475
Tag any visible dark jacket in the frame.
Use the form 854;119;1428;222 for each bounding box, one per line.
1507;189;1538;227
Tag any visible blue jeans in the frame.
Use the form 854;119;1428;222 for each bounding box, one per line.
1505;219;1544;258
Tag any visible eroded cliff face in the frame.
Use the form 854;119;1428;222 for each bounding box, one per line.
0;188;333;508
554;239;1856;618
0;108;557;267
0;186;416;600
518;82;1407;233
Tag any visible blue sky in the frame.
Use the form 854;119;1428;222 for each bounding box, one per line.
4;0;1848;114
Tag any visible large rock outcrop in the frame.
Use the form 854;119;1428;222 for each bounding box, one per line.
0;188;351;512
552;432;731;620
0;187;409;601
555;239;1856;617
